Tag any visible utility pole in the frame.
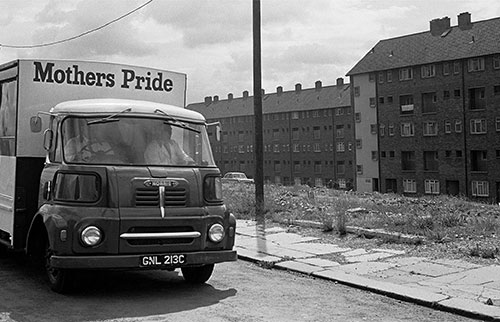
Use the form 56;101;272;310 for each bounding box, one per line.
253;0;265;241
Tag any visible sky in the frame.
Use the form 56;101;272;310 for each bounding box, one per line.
1;0;500;104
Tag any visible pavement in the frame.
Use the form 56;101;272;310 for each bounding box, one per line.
235;219;500;321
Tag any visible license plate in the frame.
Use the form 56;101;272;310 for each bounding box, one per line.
140;254;186;267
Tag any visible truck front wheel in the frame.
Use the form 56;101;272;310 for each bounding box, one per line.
44;239;74;293
181;264;214;284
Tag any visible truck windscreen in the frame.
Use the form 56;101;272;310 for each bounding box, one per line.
61;116;215;166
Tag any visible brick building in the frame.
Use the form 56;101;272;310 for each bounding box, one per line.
187;79;355;188
348;12;500;202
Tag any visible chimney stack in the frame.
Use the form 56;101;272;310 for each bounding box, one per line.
458;12;472;30
315;80;322;91
430;16;450;36
277;86;283;96
213;95;219;103
204;96;212;105
228;93;233;101
295;83;302;93
336;78;344;86
243;90;249;99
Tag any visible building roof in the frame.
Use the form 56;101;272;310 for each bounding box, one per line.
347;16;500;76
187;82;351;119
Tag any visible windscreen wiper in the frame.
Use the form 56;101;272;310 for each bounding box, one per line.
154;109;201;133
87;107;132;125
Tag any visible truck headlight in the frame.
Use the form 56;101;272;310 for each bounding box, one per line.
208;223;225;243
81;226;103;246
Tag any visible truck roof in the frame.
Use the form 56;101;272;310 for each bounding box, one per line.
50;98;206;122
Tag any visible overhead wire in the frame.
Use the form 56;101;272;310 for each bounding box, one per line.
0;0;153;49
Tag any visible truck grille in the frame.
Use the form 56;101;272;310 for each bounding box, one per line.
135;187;188;207
125;226;196;245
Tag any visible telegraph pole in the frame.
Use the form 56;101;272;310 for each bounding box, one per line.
253;0;265;236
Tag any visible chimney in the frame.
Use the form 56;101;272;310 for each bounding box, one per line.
430;16;450;36
277;86;283;96
295;83;302;93
458;12;472;30
228;93;233;101
204;96;212;105
336;78;344;86
213;95;219;103
243;90;249;99
315;80;322;91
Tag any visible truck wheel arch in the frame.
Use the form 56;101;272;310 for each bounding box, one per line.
26;214;49;257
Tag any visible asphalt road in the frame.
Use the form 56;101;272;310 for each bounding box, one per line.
0;253;476;322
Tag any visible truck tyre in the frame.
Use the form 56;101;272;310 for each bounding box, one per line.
181;264;214;284
44;239;74;293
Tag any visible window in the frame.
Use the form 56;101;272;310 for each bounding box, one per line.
472;181;489;197
494;56;500;69
369;97;376;107
424;151;438;171
355;112;361;122
313;126;321;140
274;161;281;172
423;121;438;136
337;161;345;174
443;90;450;100
424;179;440;194
496;117;500;131
336;142;345;152
399;95;414;114
314;161;322;173
291;111;299;119
401;151;416;171
399;67;413;80
378;73;384;83
400;122;414;137
468;57;485;72
445;121;452;133
454;89;461;97
421;64;436;78
494;85;500;95
379;124;385;137
422;92;437;113
387;70;393;82
356;165;363;175
387;96;393;104
371;150;378;161
370;124;377;134
273;144;280;153
453;61;461;74
470;119;487;134
388;124;394;136
313;143;321;152
403;179;417;193
336;125;345;138
469;87;485;110
356;139;362;149
455;120;463;133
293;144;300;153
379;97;385;104
471;150;487;171
354;86;360;97
272;129;280;141
369;73;375;82
443;62;450;75
292;128;299;140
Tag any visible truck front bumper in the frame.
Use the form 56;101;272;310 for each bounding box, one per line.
50;250;237;269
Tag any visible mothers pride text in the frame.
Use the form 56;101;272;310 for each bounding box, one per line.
32;61;174;92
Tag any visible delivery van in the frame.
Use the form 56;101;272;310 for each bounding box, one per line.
0;59;236;293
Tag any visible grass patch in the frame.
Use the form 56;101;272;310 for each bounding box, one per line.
223;183;500;244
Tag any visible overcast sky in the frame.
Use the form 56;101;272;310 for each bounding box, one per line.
1;0;500;104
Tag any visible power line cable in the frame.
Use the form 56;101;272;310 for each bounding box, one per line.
0;0;153;49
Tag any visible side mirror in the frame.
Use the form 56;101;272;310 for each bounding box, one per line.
207;122;222;141
30;116;42;133
43;129;54;151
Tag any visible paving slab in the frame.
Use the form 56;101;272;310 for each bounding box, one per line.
342;248;369;257
420;265;500;285
372;248;406;255
385;256;426;266
295;258;341;268
429;258;482;270
264;232;318;245
236;247;281;263
345;252;397;263
281;243;351;256
275;260;327;275
396;261;466;277
314;269;449;304
263;244;316;259
333;261;397;275
366;268;432;285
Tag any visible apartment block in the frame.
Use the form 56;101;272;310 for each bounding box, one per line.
187;79;355;188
